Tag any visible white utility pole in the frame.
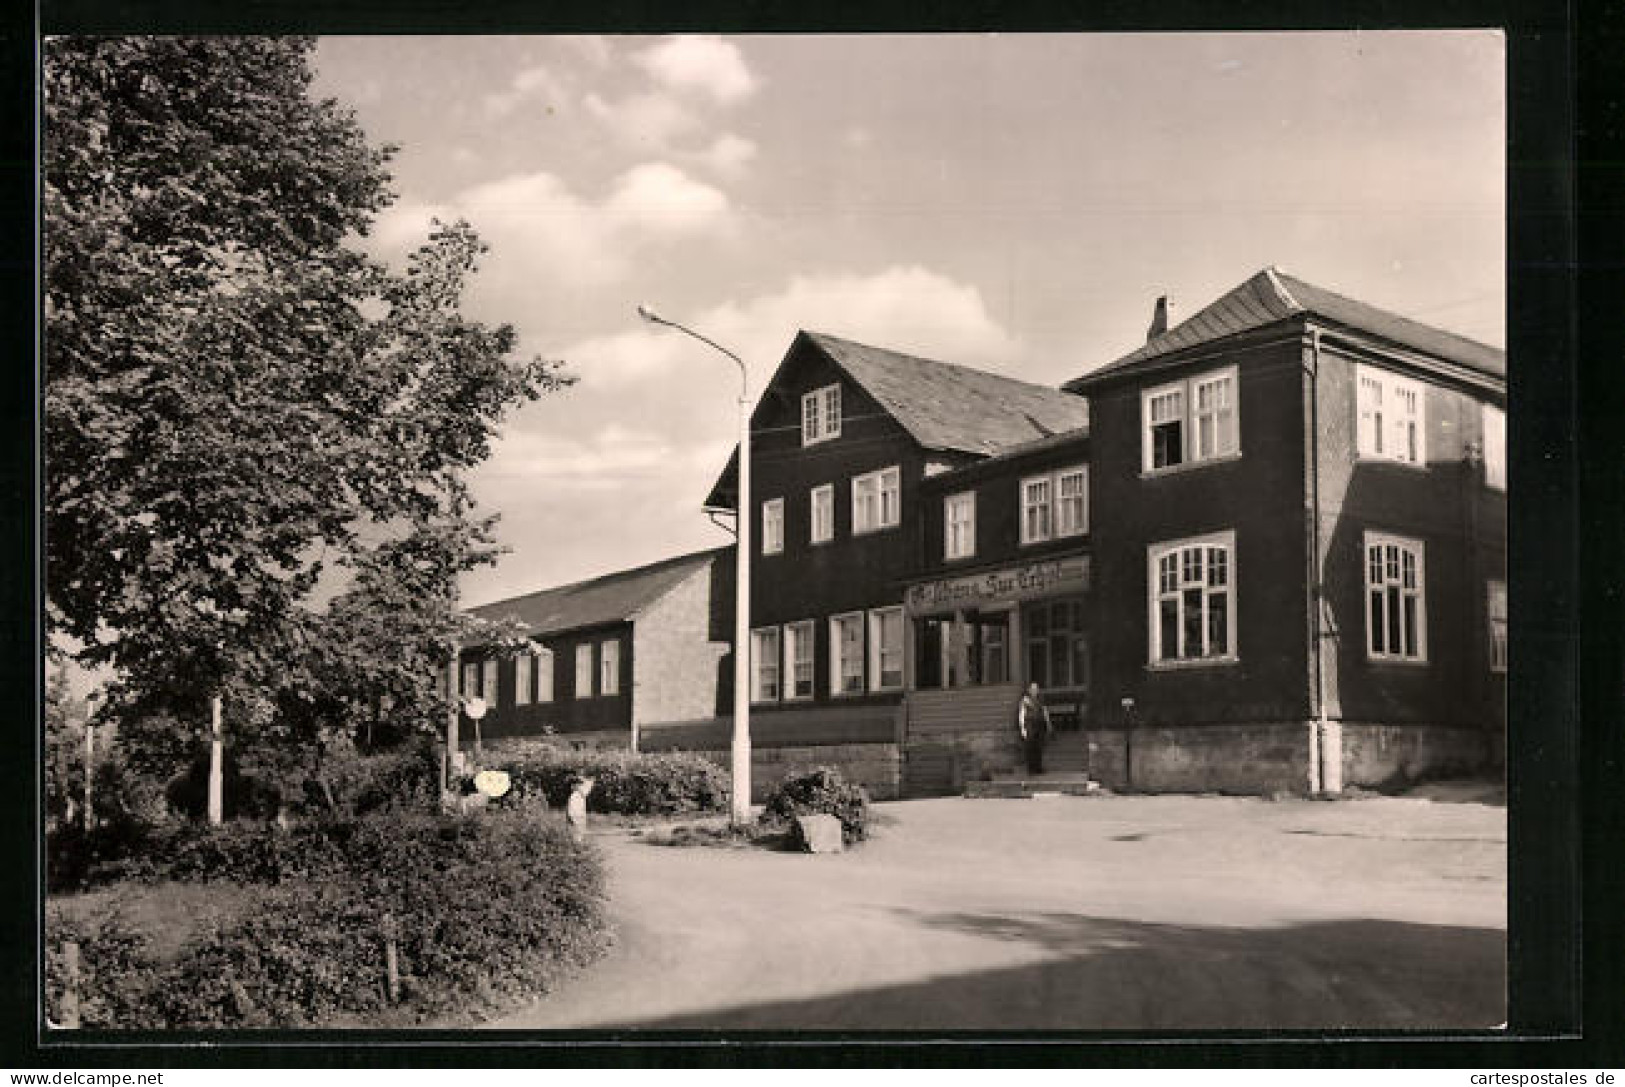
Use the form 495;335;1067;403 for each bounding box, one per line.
637;304;753;824
207;694;224;825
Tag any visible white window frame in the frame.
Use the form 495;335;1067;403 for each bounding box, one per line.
1147;530;1238;666
1141;365;1240;473
1483;404;1506;491
537;649;554;703
750;627;781;703
1488;579;1507;673
460;661;478;699
1357;365;1426;466
944;490;976;560
762;497;784;556
852;465;901;535
515;652;533;706
868;606;905;692
783;620;815;701
599;638;620;696
574;643;594;699
830;612;866;697
810;484;834;544
1364;532;1428;663
482;659;499;707
1020;465;1088;545
1020;476;1052;544
801;383;842;445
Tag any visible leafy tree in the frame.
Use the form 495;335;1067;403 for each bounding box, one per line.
44;36;568;793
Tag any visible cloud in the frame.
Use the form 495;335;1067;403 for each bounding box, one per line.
584;91;700;150
368;163;733;291
697;133;758;178
482;63;571;117
603;163;732;237
633;35;757;104
559;35;612;68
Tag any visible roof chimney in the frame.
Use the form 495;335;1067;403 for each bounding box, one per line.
1146;295;1173;342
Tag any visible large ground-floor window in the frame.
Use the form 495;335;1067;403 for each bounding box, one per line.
1023;597;1089;691
1148;530;1237;665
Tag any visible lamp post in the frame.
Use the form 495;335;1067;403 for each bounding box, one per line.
637;304;752;824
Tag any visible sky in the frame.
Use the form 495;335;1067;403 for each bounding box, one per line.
308;32;1505;609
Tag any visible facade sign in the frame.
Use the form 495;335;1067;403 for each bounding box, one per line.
905;556;1091;617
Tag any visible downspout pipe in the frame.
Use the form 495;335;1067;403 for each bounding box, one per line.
1308;329;1341;795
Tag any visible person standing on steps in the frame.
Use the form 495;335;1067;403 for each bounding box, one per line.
1017;682;1053;775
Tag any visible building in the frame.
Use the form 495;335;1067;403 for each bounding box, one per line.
696;330;1092;763
1060;267;1506;792
457;269;1505;797
456;548;732;752
902;427;1097;793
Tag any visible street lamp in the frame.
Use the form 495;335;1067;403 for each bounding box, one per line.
637;304;753;825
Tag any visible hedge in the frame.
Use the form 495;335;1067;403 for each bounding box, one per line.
763;767;871;846
46;810;610;1029
498;747;728;817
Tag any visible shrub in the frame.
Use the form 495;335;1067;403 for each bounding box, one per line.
293;746;440;819
763;767;870;846
44;903;160;1028
500;747;728;816
46;809;610;1029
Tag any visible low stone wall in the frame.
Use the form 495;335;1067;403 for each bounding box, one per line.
1338;723;1493;787
1079;721;1495;795
1082;724;1310;794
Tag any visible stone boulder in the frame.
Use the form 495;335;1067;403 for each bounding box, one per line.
795;813;845;854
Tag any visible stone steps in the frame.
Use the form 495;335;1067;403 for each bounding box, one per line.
964;773;1103;799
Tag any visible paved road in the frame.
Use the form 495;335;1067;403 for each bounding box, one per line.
492;793;1505;1032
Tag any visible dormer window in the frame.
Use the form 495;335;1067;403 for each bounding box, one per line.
802;384;842;445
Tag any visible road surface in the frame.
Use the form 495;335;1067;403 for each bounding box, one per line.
491;792;1505;1032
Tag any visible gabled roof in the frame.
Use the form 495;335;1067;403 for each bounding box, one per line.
706;331;1090;509
1064;267;1506;390
805;331;1091;455
465;548;727;637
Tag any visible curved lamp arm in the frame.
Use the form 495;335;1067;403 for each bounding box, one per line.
637;304;748;401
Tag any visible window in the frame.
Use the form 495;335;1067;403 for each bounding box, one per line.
762;498;784;555
537;649;554;703
801;383;842;445
1021;477;1052;544
482;660;499;707
830;613;866;695
461;662;478;699
1364;533;1427;662
1483;404;1506;490
1488;580;1507;673
1057;467;1088;536
1141;367;1239;472
1024;599;1088;689
784;620;814;700
515;652;533;706
1357;366;1426;466
868;607;904;691
599;639;620;696
853;466;901;534
751;627;780;702
1021;465;1088;544
1148;531;1237;664
945;491;976;560
575;644;594;698
810;484;834;543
